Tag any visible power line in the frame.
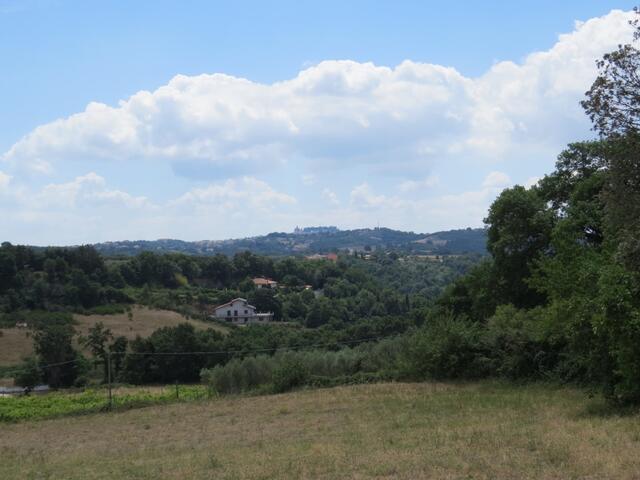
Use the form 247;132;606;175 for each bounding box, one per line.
5;332;403;374
112;333;399;357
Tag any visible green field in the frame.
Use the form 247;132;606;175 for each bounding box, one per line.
0;385;208;422
1;381;639;479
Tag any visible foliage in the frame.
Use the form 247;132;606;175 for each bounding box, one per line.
201;341;405;395
32;323;81;388
400;315;489;380
13;357;42;389
581;8;640;137
0;386;208;422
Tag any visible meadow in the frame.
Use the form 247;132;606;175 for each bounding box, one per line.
1;381;639;479
0;305;225;370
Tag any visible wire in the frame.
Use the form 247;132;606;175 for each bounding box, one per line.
113;333;399;357
5;332;403;374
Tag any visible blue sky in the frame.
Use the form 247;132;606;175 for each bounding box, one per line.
0;1;637;244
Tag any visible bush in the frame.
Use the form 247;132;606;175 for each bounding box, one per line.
201;344;403;396
400;314;490;380
271;353;309;393
13;357;42;388
484;305;561;380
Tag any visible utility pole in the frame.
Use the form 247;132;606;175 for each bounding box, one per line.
107;351;113;410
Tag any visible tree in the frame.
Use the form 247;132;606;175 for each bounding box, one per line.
14;357;42;389
110;336;128;377
484;186;554;308
581;8;640;137
602;134;640;274
81;321;113;381
248;288;283;321
581;10;640;275
33;323;79;388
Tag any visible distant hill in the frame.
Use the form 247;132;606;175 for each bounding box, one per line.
93;227;487;257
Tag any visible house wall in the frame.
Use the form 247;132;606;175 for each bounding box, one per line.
214;299;256;319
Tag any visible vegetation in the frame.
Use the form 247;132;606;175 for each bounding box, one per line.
92;227;487;257
0;385;207;422
1;11;639;417
2;382;640;479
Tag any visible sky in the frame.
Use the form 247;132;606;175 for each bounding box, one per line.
0;0;637;245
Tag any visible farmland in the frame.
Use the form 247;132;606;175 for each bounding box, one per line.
73;305;226;341
1;381;639;479
0;306;225;369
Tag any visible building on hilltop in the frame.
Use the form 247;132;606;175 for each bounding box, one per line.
293;226;339;235
212;298;273;325
305;252;338;262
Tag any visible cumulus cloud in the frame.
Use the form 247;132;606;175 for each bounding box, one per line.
398;175;440;192
482;171;511;189
1;174;297;244
1;10;636;244
33;173;152;210
322;188;340;206
172;177;296;212
3;10;634;179
350;183;406;210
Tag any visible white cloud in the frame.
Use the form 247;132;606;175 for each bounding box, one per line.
1;10;636;244
350;183;405;210
0;171;11;189
172;176;296;212
33;173;152;210
322;188;339;206
2;10;634;178
398;175;440;192
524;176;541;189
0;173;297;244
482;171;511;189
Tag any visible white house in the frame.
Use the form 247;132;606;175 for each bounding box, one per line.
212;298;274;325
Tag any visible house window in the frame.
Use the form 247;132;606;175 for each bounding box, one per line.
234;310;238;316
226;311;230;316
244;310;248;314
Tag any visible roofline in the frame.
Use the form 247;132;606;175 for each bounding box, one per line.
214;297;253;310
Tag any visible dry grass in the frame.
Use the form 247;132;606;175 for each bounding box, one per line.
0;306;227;369
1;381;639;479
73;305;227;341
0;328;33;365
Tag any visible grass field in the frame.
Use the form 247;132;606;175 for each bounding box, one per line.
73;305;226;340
0;306;226;368
0;327;33;366
1;381;639;479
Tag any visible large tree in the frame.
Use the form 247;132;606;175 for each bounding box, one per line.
484;186;554;308
581;8;640;137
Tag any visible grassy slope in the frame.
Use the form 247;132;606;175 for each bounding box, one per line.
0;306;226;367
1;382;639;479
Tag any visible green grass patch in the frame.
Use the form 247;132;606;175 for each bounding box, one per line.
0;385;209;422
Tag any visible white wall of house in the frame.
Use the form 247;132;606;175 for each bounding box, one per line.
213;298;273;325
215;298;256;319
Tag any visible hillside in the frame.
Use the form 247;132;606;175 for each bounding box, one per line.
0;307;223;368
2;382;639;479
92;227;487;257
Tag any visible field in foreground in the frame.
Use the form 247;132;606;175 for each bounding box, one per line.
1;382;639;479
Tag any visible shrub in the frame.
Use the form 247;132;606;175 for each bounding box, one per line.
400;314;490;380
271;353;309;393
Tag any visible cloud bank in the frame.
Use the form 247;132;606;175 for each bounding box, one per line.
0;9;635;244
